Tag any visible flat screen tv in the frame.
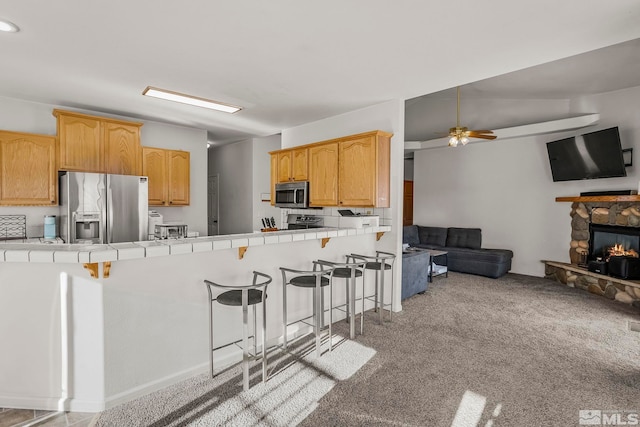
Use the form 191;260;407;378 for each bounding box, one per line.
546;126;626;182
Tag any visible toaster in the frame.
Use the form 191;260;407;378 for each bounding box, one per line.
154;224;188;239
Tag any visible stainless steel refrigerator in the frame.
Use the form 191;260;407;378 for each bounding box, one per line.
60;172;149;244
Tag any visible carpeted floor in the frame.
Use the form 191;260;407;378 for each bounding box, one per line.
96;272;640;426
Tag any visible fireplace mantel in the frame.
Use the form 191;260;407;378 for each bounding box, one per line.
556;196;640;203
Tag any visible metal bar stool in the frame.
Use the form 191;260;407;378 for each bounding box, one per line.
351;251;397;324
204;271;272;391
316;256;366;339
281;264;334;357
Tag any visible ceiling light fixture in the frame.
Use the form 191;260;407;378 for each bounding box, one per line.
0;19;19;33
142;86;242;114
446;86;496;147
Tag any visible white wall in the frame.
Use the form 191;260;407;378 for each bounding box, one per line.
140;122;208;236
0;96;208;238
252;134;281;230
208;140;253;234
282;99;405;309
413;85;640;277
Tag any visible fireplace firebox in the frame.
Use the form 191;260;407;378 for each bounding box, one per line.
589;224;640;261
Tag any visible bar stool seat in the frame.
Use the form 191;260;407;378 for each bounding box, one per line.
352;251;397;324
204;271;272;392
281;265;334;357
217;289;266;306
317;257;366;339
290;275;330;288
364;262;392;271
333;267;363;278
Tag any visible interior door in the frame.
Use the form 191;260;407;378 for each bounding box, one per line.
208;174;219;235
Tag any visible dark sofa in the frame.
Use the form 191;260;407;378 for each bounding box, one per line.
403;225;513;279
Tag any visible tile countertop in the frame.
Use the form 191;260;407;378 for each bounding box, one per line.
0;226;391;263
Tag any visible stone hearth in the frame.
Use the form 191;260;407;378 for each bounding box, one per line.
546;200;640;311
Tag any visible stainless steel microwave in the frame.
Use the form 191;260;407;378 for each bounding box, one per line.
274;181;309;208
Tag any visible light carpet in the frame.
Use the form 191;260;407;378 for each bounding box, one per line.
95;337;375;427
96;272;640;426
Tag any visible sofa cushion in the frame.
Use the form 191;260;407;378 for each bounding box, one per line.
417;226;448;247
446;227;482;249
402;225;420;246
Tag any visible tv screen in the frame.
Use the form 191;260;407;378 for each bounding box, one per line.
546;127;626;182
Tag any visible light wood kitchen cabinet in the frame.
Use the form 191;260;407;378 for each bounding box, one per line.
103;121;141;175
142;147;190;206
308;142;339;206
276;148;308;183
54;109;142;174
168;150;190;206
269;130;392;208
0;130;57;206
338;131;391;207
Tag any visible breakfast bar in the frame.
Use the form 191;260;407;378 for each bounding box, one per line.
0;225;395;412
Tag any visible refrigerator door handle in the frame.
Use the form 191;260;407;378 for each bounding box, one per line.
107;185;113;244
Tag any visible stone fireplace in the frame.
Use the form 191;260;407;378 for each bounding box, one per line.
543;198;640;311
569;202;640;264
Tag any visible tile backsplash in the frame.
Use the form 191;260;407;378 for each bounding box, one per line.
280;207;391;229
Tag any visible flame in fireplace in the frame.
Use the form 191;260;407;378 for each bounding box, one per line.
607;243;639;259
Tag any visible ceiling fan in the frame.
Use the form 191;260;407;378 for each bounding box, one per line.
447;86;496;147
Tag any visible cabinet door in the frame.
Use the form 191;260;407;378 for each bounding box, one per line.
142;147;167;206
57;114;103;172
309;142;339;206
168;150;190;206
291;148;308;181
339;136;376;206
0;131;57;206
277;151;292;183
104;121;141;175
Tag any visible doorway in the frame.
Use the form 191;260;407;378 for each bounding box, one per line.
208;174;219;235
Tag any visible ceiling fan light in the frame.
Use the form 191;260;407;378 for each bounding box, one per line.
461;136;469;145
448;137;459;147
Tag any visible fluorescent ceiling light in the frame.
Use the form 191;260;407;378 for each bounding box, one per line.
0;19;19;33
142;86;242;114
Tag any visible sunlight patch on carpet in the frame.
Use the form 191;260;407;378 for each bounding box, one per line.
96;336;376;427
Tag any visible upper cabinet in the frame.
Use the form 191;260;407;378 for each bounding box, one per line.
276;147;308;183
142;147;190;206
54;109;142;175
168;149;190;206
308;142;339;206
0;130;57;206
103;121;141;175
272;130;391;208
338;131;391;207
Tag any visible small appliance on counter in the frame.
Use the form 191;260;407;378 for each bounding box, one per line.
338;215;379;229
148;210;163;240
287;214;324;230
44;215;56;240
154;223;188;239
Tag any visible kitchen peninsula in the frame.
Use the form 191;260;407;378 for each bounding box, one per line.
0;225;392;412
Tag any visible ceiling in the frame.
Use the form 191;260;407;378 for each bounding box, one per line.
405;37;640;143
2;1;640;145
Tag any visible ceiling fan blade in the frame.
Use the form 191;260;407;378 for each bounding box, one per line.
471;134;497;140
468;130;494;135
